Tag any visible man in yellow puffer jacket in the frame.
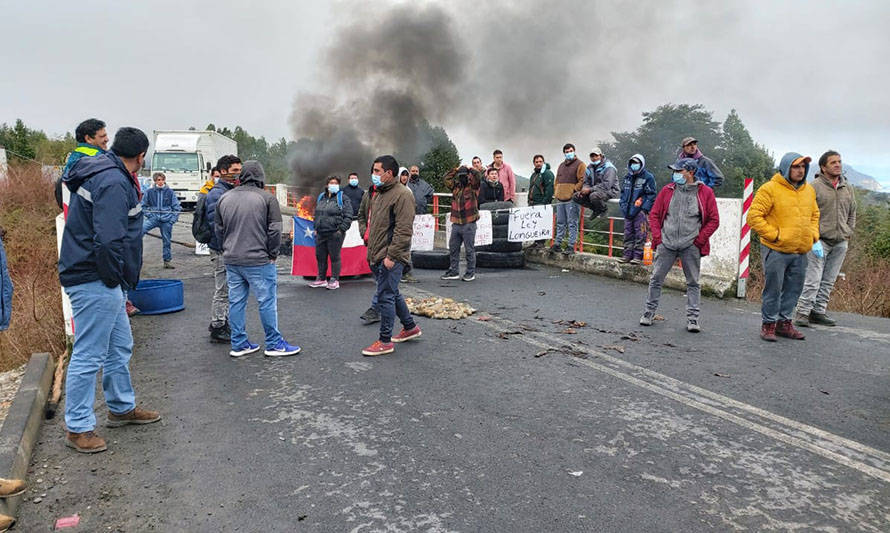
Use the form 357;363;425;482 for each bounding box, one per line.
747;152;820;342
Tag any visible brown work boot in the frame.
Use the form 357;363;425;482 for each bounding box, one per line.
1;512;15;532
107;407;161;428
776;319;805;340
66;430;107;454
0;478;26;498
760;322;778;342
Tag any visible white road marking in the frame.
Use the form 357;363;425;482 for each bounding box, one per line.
405;287;890;484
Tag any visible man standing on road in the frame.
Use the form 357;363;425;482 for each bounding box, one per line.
551;143;587;256
55;118;108;210
442;165;481;282
678;137;724;189
204;155;241;343
574;147;619;219
794;150;856;327
343;171;364;218
358;179;382;324
214;160;301;358
748;152;820;342
59;127;161;454
361;155;422;356
640;158;719;332
141;172;181;269
489;149;516;203
407;165;434;215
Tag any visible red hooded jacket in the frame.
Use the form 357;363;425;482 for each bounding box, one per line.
648;182;720;256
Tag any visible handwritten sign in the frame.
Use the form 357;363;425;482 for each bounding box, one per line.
446;209;493;246
411;214;435;251
508;205;553;242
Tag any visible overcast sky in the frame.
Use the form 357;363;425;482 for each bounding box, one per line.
2;0;889;186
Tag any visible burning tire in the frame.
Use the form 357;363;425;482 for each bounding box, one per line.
476;251;526;269
411;250;451;270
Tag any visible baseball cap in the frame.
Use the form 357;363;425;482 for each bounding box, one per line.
668;158;698;172
589;147;604;157
681;137;698;147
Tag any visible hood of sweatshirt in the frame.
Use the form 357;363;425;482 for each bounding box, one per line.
239;160;266;188
777;152;811;189
63;152;127;193
627;153;646;174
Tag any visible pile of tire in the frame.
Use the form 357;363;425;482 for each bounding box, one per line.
475;201;525;269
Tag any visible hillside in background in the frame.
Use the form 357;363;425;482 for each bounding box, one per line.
806;163;884;191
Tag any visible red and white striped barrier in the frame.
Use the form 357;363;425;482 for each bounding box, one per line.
737;177;754;297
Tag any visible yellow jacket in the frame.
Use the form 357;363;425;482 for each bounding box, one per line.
747;173;820;254
198;178;216;195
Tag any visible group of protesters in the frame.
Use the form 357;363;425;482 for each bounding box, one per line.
50;114;856;457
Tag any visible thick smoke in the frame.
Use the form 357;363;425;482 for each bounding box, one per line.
288;3;467;191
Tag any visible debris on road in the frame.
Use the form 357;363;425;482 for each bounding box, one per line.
554;320;587;328
561;328;577;334
714;372;731;378
406;297;476;319
497;330;523;339
601;345;626;354
569;471;583;477
476;316;491;322
654;314;665;321
54;515;80;529
535;349;557;358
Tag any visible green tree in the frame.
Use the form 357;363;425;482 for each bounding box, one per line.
715;109;775;197
0;119;40;162
417;125;459;192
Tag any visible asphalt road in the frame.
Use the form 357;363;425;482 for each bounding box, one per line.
14;218;890;532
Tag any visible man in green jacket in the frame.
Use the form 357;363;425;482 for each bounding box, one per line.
527;154;554;248
794;150;856;327
362;155;422;357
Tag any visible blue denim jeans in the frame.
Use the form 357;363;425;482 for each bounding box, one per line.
64;280;136;433
554;200;580;247
142;216;173;262
760;244;807;323
373;262;416;343
226;263;283;349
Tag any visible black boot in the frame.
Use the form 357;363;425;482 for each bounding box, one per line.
209;323;231;343
360;307;381;324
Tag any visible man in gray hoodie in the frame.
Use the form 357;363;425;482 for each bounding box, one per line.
214;161;301;358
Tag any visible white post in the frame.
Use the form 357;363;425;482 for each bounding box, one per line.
0;147;8;182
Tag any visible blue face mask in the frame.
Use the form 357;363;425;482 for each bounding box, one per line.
630;163;642;172
672;172;685;184
371;174;382;186
328;184;340;194
565;152;575;160
349;178;359;187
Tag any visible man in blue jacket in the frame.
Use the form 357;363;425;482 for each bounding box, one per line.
678;137;724;190
55;118;108;210
618;154;657;263
58;127;161;454
204;154;241;343
141;172;182;268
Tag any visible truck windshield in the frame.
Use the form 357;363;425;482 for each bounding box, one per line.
152;152;199;172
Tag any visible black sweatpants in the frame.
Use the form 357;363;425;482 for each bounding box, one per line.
315;232;345;280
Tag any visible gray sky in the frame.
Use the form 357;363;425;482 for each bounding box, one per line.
2;1;889;187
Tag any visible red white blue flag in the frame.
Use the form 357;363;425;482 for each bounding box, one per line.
291;217;372;277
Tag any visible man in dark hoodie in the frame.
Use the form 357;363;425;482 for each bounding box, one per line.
343;172;364;218
618;154;657;263
214;160;301;358
204;155;241;343
640;158;719;332
58;127;161;454
527;154;554;248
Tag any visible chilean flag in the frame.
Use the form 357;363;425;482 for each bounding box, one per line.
291;217;372;277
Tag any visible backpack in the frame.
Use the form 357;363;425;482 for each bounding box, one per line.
191;193;213;244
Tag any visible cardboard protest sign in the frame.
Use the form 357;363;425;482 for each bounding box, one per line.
507;205;553;242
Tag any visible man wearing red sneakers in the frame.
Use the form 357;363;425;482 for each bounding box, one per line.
362;155;422;356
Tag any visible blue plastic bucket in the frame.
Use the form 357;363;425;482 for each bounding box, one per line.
128;279;184;315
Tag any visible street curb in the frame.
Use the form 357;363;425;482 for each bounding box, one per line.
0;353;53;523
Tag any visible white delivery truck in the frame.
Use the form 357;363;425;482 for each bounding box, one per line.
151;130;237;208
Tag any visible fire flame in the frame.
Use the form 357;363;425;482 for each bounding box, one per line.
296;195;316;221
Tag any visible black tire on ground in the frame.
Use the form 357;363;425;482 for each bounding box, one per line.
476;251;526;269
480;201;513;225
411;249;451;270
476;237;523;253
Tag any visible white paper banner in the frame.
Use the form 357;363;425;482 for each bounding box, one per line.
507;205;553;242
411;214;436;251
446;209;493;246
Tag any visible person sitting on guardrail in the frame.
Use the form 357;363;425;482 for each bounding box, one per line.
343;171;364;218
640;158;719;333
479;167;505;205
552;143;587;256
308;176;354;290
442;165;482;282
59;127;162;454
141;172;182;269
677;136;724;189
618;154;657;264
574;147;619;220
